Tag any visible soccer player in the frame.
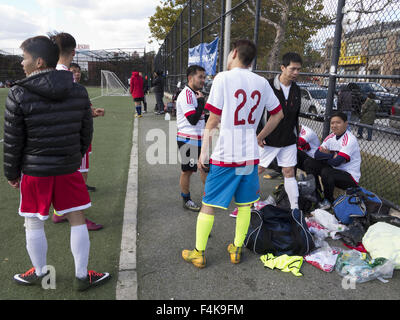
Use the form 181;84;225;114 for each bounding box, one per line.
257;52;303;210
182;39;284;268
4;35;110;290
176;65;207;211
304;112;361;209
70;63;105;201
129;71;144;117
296;124;320;171
50;33;102;230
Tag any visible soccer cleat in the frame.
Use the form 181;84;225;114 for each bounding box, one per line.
230;208;238;218
74;270;111;291
13;267;49;286
183;199;200;212
86;218;103;231
227;243;242;264
182;249;206;268
86;184;97;192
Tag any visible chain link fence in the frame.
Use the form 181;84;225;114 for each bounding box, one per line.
155;0;400;206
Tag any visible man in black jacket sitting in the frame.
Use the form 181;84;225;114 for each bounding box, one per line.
257;52;302;210
3;35;110;291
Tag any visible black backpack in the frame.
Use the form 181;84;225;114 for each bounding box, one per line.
244;205;315;256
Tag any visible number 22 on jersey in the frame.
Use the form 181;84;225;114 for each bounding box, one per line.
234;89;261;126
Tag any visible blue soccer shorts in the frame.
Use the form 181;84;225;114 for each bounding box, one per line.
202;164;260;210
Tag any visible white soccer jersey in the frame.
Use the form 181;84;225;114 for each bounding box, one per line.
56;64;69;71
205;67;281;166
176;86;205;142
319;130;361;182
298;125;320;158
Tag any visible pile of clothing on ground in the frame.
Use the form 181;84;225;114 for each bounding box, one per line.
239;183;400;283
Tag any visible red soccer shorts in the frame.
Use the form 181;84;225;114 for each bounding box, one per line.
19;171;91;220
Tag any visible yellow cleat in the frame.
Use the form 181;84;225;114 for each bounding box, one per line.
182;249;206;268
227;243;242;264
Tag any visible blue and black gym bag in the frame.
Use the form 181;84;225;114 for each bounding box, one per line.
332;186;390;225
244;205;315;256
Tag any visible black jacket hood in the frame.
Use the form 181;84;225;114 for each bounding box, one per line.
14;70;74;100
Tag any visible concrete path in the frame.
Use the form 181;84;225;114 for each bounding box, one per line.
117;93;400;300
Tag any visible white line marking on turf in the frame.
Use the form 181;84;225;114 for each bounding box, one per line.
89;95;103;101
116;116;138;300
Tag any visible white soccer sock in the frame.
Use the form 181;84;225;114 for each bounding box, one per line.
284;176;299;210
26;228;48;276
70;224;90;279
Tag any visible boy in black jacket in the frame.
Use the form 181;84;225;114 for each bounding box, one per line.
257;52;302;210
3;35;110;291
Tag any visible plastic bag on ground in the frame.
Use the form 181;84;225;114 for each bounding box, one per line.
304;245;342;272
335;249;394;283
362;222;400;269
311;209;348;239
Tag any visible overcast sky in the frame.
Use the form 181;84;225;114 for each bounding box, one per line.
0;0;161;53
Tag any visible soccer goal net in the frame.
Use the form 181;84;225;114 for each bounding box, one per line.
101;70;130;96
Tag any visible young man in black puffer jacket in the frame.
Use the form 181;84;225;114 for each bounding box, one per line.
3;35;110;291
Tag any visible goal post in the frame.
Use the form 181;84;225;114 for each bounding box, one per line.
101;70;130;96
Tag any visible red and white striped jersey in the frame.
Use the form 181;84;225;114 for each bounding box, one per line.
319;130;361;182
205;67;281;167
176;86;205;141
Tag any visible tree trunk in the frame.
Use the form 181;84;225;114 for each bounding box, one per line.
266;3;290;71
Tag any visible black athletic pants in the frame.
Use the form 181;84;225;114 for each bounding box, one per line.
302;157;357;202
155;92;164;113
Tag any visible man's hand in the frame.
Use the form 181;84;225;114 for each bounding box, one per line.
257;134;266;148
8;178;20;189
319;146;331;154
92;107;105;117
197;150;209;173
195;91;204;99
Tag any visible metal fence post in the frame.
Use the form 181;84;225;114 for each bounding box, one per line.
200;0;204;44
252;0;261;70
219;0;225;72
323;0;346;138
223;0;232;71
180;12;183;86
188;0;192;50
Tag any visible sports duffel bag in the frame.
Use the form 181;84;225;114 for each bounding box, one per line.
244;205;315;256
333;186;389;225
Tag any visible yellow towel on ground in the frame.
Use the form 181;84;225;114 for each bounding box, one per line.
260;253;303;277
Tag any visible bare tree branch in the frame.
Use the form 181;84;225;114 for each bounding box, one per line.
245;0;279;30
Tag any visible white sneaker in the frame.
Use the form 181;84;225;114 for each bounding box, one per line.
318;199;331;210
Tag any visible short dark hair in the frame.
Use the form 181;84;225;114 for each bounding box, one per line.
70;62;81;70
330;111;347;122
49;32;76;55
187;65;205;79
231;39;257;66
281;52;303;67
20;36;59;68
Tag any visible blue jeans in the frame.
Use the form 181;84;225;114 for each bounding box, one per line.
357;126;373;141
